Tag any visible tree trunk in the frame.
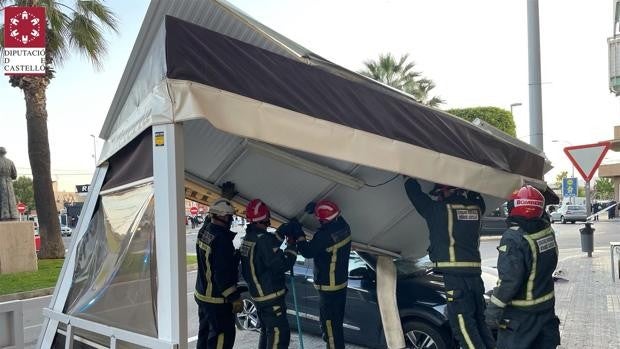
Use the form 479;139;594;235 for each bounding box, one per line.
22;76;64;259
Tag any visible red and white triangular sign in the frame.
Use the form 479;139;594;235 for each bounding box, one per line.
563;141;611;182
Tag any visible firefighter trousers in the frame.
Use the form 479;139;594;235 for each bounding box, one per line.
497;308;560;349
443;273;495;349
318;288;347;349
197;302;236;349
257;298;291;349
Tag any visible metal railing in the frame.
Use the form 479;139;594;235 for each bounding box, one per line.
0;300;24;349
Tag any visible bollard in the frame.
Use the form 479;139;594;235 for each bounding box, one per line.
579;222;595;257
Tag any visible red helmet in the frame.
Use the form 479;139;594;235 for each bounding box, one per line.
314;200;340;223
246;199;270;223
508;185;544;219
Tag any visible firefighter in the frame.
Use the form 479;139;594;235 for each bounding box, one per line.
404;178;495;349
239;199;298;349
297;200;351;349
194;198;243;349
485;185;561;349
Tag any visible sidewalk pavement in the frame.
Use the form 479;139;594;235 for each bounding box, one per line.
555;247;620;348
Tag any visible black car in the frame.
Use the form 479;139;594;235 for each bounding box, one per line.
236;252;498;349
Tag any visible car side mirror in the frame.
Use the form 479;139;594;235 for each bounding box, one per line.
349;267;369;280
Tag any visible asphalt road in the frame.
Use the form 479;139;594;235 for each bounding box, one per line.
27;221;620;348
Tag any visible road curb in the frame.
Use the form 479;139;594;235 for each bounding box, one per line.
0;287;55;303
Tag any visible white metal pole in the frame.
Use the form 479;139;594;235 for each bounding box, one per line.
586;181;592;216
527;0;544;151
153;124;187;348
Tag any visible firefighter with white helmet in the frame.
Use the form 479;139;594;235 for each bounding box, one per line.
485;185;560;349
194;197;242;349
297;200;351;349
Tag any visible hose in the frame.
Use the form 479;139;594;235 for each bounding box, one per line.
290;268;305;349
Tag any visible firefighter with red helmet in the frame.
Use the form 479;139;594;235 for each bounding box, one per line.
239;199;298;349
485;186;560;349
194;198;242;349
404;178;495;349
297;200;351;349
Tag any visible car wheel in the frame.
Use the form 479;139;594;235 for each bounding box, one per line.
235;298;260;331
561;216;566;224
403;320;450;349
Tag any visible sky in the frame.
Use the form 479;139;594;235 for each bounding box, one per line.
1;0;619;191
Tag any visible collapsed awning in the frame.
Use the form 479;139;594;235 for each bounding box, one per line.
96;0;555;258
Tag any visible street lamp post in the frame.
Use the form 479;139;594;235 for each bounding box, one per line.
90;134;97;167
510;102;522;115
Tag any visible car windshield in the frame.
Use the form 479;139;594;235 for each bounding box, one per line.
568;206;585;211
356;251;432;277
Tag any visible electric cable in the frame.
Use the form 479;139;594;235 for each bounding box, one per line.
364;173;401;188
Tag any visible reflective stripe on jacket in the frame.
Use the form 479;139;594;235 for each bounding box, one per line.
404;178;483;275
194;223;240;304
491;224;558;312
298;216;352;291
240;224;297;305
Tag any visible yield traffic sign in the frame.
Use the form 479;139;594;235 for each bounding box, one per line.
17;202;26;214
563;142;611;182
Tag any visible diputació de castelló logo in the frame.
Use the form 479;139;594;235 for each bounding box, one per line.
2;6;46;76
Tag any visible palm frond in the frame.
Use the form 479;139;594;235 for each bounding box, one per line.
68;11;107;69
76;0;119;33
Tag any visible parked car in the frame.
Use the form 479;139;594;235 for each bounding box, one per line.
61;225;73;237
481;203;508;235
550;204;587;224
236;251;498;349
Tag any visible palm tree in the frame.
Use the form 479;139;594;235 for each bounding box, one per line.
359;53;444;107
0;1;118;258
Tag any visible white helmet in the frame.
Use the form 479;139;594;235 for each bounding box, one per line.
209;199;235;216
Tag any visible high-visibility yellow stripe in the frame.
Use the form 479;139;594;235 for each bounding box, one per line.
325;235;352;252
314;282;347;291
457;314;475;349
449;204;480;209
326;320;335;349
325;235;351;287
221;285;237;297
249;243;264;297
527;227;553;240
216;333;224;349
434;261;481;268
194;290;225;304
523;235;538;300
491;295;507;308
330;249;337;286
512;291;555;307
253;289;286;303
273;327;280;349
447;205;456;262
197;241;214;298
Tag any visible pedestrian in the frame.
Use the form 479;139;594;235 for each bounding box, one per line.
194;198;243;349
297;200;351;349
593;202;599;221
239;199;299;349
485;185;560;349
404;178;495;349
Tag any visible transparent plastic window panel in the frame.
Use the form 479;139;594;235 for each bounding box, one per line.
63;183;158;338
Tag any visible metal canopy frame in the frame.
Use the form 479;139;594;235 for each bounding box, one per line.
38;123;189;349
